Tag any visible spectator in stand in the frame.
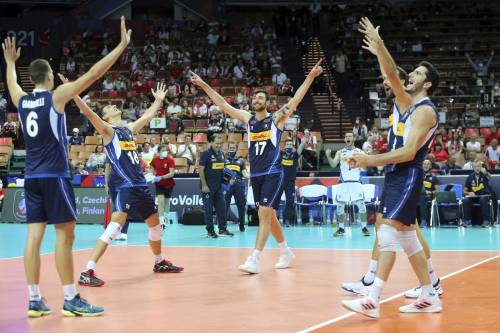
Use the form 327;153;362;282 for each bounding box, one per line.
0;94;8;123
485;126;500;145
193;98;208;118
233;60;246;81
102;75;115;91
352;117;368;145
162;135;177;156
194;62;208;79
425;153;441;171
182;78;198;100
433;142;449;166
466;50;494;77
207;29;220;46
301;129;318;170
331;49;349;94
69;128;83;146
86;145;106;172
150;144;176;228
466;134;482;153
167;98;182;117
446;130;465;166
272;66;287;86
123;101;138;121
362;132;377;154
463;151;477;169
208;114;224;133
207;62;220;80
142;142;155;165
486;139;500;169
66;56;76;75
442;156;460;174
176;134;197;166
167;77;181;99
115;75;128;92
180;99;193;118
76;161;89;175
279;78;294;96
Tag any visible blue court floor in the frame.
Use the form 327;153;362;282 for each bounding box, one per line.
1;223;500;259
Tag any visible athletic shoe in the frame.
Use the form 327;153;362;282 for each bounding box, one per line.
341;279;371;296
399;297;442;313
153;260;184;273
160;216;167;230
239;256;259;274
207;230;218;238
275;249;296;269
362;227;370;236
239;224;245;232
481;221;490;228
404;279;444;299
61;294;104;317
79;269;105;287
28;298;52;318
334;228;345;237
218;229;234;237
341;297;380;319
116;233;128;241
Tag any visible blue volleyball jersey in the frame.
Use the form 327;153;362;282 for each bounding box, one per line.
247;114;282;177
386;98;438;172
105;126;147;189
225;157;245;179
18;89;71;178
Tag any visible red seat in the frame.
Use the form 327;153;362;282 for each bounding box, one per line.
464;128;479;138
480;128;492;137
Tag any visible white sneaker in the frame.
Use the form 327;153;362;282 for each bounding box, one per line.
404;279;444;299
239;256;259;274
399;297;442;313
159;216;167;230
275;249;296;269
116;233;128;241
341;297;380;319
341;280;370;296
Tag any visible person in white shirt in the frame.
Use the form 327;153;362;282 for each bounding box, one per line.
86;145;107;171
142;142;156;165
193;98;208;118
466;134;482;153
325;132;370;237
176;134;197;165
272;67;287;86
102;76;115;91
463;151;477;169
486;139;500;168
167;99;182;116
232;60;246;79
207;31;219;45
162;136;177;156
301;128;318;169
362;133;376;154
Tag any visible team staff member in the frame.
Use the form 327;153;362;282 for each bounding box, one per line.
281;138;305;226
462;160;493;227
225;142;249;232
150;144;176;228
200;136;234;238
419;160;439;227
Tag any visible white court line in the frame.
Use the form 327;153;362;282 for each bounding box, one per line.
0;248;93;261
297;253;500;333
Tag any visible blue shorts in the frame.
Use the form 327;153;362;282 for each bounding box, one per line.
381;167;423;226
25;178;77;224
251;171;284;210
110;186;157;221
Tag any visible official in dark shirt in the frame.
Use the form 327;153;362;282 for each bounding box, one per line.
419;160;439;227
199;136;233;238
280;139;304;226
224;142;249;232
462;160;492;227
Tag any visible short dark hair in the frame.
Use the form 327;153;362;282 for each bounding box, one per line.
158;144;167;151
396;66;409;85
29;59;51;84
253;90;270;101
418;61;440;95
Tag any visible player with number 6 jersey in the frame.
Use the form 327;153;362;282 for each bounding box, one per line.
55;76;184;288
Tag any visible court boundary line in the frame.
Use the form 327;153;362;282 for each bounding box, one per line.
296;253;500;333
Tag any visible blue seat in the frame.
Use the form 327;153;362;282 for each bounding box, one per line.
296;185;327;225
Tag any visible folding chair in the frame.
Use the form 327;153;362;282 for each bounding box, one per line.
295;185;327;225
430;184;463;227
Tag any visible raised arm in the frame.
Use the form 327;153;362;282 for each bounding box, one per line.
127;83;167;134
325;149;341;169
52;17;132;113
351;106;436;168
359;17;412;110
190;71;251;124
2;37;27;107
274;59;323;129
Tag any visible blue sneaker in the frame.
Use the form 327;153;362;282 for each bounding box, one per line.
28;298;52;318
61;294;104;317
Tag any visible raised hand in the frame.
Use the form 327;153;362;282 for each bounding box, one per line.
57;73;70;84
358;17;382;43
2;36;21;64
308;58;324;78
151;82;167;101
189;70;205;87
362;35;381;56
119;16;132;47
325;148;332;156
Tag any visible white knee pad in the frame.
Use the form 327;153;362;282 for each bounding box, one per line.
336;202;346;215
99;222;122;244
355;200;367;214
148;223;163;241
398;230;423;257
377;224;398;252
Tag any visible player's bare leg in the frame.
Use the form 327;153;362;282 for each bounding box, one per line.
271;210;295;269
145;213;183;273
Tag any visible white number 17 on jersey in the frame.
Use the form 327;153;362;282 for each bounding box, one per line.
255;141;267;156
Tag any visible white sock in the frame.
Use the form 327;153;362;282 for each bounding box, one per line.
363;260;378;285
28;284;41;301
86;260;96;271
278;241;289;253
63;284;77;301
155;254;164;264
427;258;439;286
421;284;437;299
159;216;165;224
339;222;345;229
361;221;368;228
368;277;384;304
251;249;261;260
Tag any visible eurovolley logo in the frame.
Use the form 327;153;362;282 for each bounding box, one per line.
13;190;27;221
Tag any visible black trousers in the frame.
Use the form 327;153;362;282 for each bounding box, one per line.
462;195;491;224
225;181;246;225
418;193;432;224
283;181;296;224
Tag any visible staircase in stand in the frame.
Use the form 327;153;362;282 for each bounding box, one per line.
18;67;34;93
